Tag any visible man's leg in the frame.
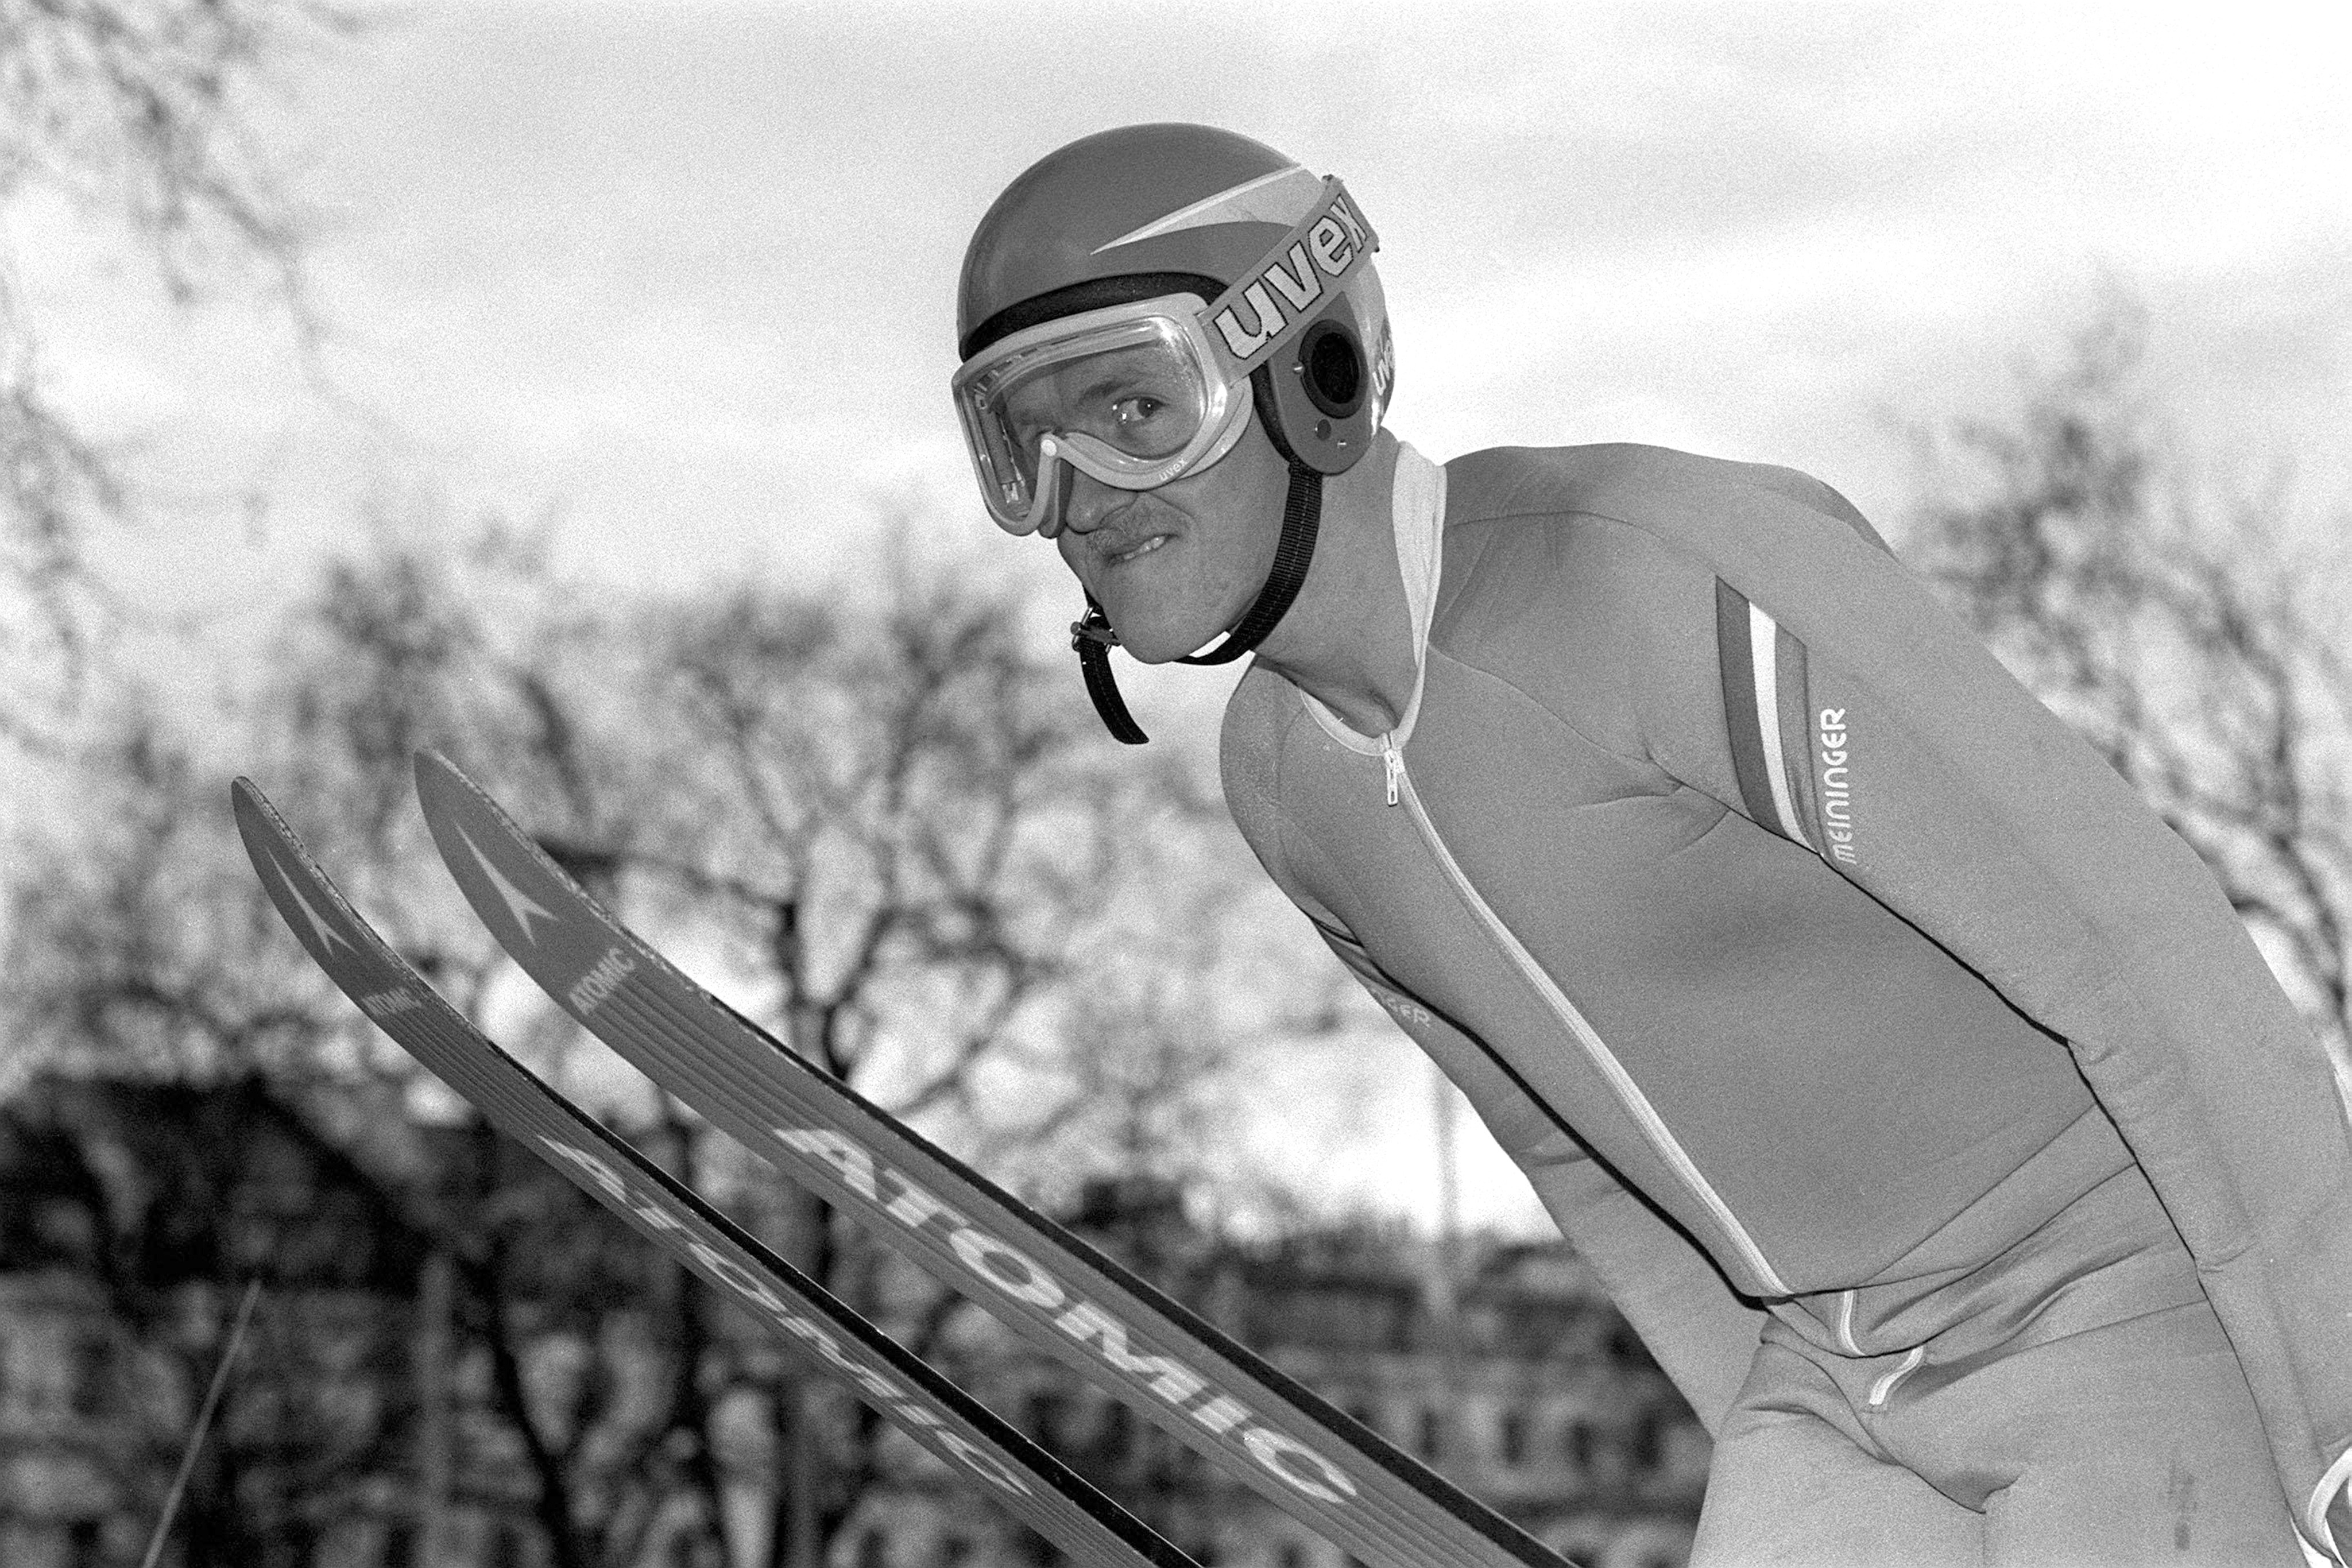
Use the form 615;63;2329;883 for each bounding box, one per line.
1896;1299;2305;1567
1690;1338;1980;1568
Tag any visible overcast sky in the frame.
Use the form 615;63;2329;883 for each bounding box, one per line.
19;0;2350;1229
37;1;2348;609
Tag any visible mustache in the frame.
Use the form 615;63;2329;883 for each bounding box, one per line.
1067;493;1177;556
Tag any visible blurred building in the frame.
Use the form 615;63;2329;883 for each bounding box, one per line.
0;1078;1705;1568
0;1074;442;1567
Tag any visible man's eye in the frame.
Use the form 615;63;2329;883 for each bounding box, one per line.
1113;396;1165;427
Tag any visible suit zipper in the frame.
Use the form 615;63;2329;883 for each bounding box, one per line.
1838;1290;1864;1356
1866;1346;1926;1410
1381;740;1790;1296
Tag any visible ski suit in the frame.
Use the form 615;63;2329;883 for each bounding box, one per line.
1218;441;2352;1565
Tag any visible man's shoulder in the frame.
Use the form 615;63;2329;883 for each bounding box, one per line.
1218;443;1894;818
1442;442;1888;557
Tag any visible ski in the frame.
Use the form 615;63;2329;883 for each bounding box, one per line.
231;778;1201;1568
412;750;1574;1568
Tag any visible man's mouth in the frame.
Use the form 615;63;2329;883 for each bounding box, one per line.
1108;533;1171;566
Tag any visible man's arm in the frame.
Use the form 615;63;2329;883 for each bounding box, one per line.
1314;923;1765;1436
1610;487;2352;1557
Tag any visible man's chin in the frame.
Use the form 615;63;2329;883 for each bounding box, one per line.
1104;610;1225;666
1111;629;1185;665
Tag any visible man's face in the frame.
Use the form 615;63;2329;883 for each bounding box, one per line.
1053;411;1291;664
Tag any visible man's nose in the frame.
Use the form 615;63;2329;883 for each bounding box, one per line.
1058;467;1127;535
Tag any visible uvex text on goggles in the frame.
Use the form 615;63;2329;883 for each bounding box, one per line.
953;179;1379;536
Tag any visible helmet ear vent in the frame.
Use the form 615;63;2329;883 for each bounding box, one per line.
1295;319;1365;420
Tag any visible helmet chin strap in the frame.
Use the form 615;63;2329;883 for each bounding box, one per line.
1070;458;1323;745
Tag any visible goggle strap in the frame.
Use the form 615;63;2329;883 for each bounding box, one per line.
1071;599;1150;745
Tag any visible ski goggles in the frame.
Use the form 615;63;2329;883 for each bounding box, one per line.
953;177;1378;536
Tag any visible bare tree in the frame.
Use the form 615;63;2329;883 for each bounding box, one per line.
474;544;1297;1567
1905;305;2352;1085
4;506;1316;1565
1;0;355;737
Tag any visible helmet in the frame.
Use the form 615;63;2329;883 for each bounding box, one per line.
950;124;1394;742
956;123;1391;535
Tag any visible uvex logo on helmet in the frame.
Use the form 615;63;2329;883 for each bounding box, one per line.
1209;184;1375;371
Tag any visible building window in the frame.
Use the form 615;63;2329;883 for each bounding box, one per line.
67;1520;105;1568
488;1520;532;1566
68;1337;111;1418
1565;1419;1594;1472
1499;1409;1528;1466
1630;1411;1664;1471
1024;1390;1068;1450
383;1521;416;1568
1416;1408;1442;1459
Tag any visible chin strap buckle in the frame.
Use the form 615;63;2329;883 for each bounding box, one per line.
1070;606;1121;651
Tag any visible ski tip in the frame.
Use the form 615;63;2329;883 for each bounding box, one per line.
230;779;311;855
412;748;541;865
412;748;459;796
227;786;318;955
413;748;506;825
229;780;301;880
411;751;481;834
228;777;282;844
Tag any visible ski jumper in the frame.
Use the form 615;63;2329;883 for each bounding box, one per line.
1218;442;2352;1563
